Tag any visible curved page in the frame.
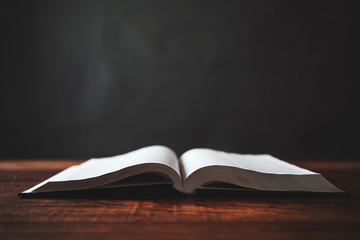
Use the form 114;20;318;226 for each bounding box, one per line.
180;148;315;181
23;145;181;193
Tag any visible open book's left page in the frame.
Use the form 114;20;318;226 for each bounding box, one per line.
21;145;182;194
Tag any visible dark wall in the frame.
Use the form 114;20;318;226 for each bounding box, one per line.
1;0;359;159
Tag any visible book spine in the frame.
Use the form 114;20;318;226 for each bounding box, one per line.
173;185;192;195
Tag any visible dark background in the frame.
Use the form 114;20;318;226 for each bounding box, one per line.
1;0;359;159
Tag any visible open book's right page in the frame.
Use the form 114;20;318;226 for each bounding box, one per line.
180;149;313;178
179;148;343;193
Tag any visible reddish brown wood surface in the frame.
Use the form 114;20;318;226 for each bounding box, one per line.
0;160;359;240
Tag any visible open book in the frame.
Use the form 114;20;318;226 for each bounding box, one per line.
20;145;343;196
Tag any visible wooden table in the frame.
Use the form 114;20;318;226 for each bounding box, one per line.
0;160;359;240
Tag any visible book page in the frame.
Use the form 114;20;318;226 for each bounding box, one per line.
52;145;181;182
180;148;315;180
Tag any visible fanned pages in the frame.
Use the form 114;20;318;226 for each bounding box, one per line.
20;145;344;196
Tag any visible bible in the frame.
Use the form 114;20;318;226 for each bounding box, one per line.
19;145;343;196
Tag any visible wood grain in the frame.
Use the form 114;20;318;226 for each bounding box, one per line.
0;160;359;240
